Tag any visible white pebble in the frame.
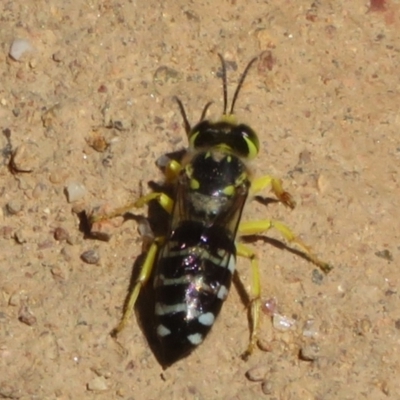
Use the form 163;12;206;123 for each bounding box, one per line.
272;313;296;331
65;182;86;203
9;38;34;61
302;319;319;338
245;365;269;382
156;154;171;168
87;376;108;391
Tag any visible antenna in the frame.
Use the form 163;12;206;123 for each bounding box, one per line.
174;96;191;135
229;56;258;115
200;101;213;121
217;54;228;115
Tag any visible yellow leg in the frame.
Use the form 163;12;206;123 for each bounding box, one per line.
111;238;163;337
236;219;331;358
90;192;174;223
236;242;261;359
251;175;296;209
90;156;178;224
239;220;332;272
164;159;182;182
134;192;174;213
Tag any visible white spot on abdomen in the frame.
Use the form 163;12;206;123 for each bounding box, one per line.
187;333;203;345
155;302;186;315
198;312;215;326
157;324;171;337
227;255;236;274
217;285;229;300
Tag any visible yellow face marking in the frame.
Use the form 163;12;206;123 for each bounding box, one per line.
222;185;235;196
190;178;200;190
220;114;238;124
185;164;193;177
216;144;232;153
243;136;259;159
189;131;199;149
235;172;248;186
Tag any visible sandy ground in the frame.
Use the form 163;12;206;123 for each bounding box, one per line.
1;0;400;399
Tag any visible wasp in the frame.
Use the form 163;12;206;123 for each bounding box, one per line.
94;54;331;367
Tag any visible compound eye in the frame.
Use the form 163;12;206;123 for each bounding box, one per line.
188;121;212;150
233;125;259;159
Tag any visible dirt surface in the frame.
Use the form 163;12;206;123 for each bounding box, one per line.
1;0;400;399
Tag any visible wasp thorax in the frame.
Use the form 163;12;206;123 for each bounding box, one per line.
185;149;248;197
178;149;250;226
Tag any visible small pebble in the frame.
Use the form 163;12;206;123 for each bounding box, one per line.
60;247;73;262
51;266;66;281
32;183;47;199
245;365;269;382
98;84;108;93
298;149;312;165
375;249;393;261
81;249;100;264
87;205;124;241
14;229;29;244
54;227;69;241
6;200;23;215
112;119;130;131
299;342;320;361
65;182;86;203
49;169;68;184
10;144;38;173
257;338;272;352
86;132;109;152
261;297;278;316
29;59;37;69
52;51;64;62
66;234;80;246
89;218;123;242
153;65;182;87
312;269;324;285
8;292;20;306
358;318;372;335
317;173;330;194
261;380;273;395
272;314;296;331
41;104;61;128
38;239;53;250
18;305;37;326
302;319;319;338
0;226;14;239
92;367;112;379
87;376;108;392
380;381;390;396
156;154;171;168
9;38;34;61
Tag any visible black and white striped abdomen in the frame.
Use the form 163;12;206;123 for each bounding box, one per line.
153;221;236;365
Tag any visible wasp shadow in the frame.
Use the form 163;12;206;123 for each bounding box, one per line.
113;178;177;366
115;250;166;365
115;183;173;366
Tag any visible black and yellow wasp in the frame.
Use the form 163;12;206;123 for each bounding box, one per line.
93;54;331;366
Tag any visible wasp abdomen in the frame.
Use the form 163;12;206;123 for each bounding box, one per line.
154;221;235;365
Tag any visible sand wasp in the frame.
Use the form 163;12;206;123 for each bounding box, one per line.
92;54;331;366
